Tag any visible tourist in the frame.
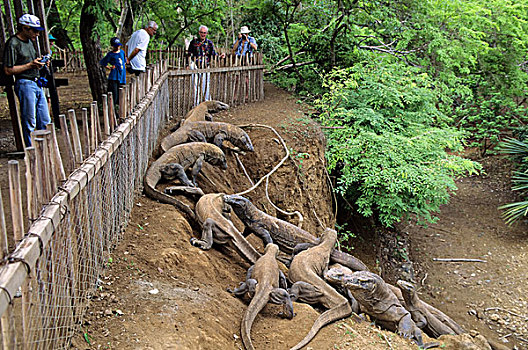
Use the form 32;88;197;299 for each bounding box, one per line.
126;21;158;75
232;26;257;58
3;14;50;147
100;37;126;107
187;25;225;104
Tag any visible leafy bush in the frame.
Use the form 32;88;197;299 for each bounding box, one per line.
317;62;481;227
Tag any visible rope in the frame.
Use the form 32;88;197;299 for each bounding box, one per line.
236;123;304;224
0;286;13;305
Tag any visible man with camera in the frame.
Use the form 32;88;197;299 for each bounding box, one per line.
232;26;258;57
3;14;50;147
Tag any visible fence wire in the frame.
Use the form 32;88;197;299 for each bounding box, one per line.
0;75;169;349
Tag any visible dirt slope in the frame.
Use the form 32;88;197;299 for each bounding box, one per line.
69;84;423;350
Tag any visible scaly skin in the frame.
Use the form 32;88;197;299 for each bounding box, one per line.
160;121;254;153
181;100;229;125
144;142;227;220
288;228;353;350
192;193;261;264
397;280;459;338
325;268;424;347
229;244;293;350
224;195;369;272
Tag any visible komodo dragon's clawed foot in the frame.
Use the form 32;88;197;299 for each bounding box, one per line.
288;281;324;304
228;279;257;298
270;288;294;319
190;238;212;250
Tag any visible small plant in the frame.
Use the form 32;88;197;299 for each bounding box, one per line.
83;330;92;345
335;222;356;252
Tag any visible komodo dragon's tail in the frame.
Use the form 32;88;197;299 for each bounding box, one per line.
241;290;270;350
330;250;369;271
290;301;352;350
143;176;196;222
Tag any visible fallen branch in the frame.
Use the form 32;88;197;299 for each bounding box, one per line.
265;176;303;228
484;307;527;320
432;258;487;263
236;124;303;223
237;124;290;196
420;272;428;286
234;153;254;186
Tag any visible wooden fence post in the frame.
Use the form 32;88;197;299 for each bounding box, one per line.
46;123;67;181
0;187;15;349
81;108;90;157
102;94;110;137
68;109;84;165
24;147;38;222
107;92;116;132
58;114;76;173
8;160;30;346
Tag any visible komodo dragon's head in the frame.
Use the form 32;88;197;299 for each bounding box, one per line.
205;152;228;170
396;280;416;301
223;194;252;217
335;270;383;295
230;131;255;152
208;101;230;112
396;280;415;293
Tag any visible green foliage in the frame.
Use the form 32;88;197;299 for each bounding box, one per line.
317;63;481;227
335;222;356;253
498;137;528;224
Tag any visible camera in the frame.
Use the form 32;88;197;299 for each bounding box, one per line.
40;52;52;63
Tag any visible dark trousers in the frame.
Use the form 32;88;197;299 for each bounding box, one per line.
108;80;123;106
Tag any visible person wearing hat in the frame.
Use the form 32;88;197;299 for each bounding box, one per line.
232;26;257;57
100;37;126;108
3;14;51;147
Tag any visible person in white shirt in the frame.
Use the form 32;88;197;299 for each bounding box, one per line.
125;21;158;75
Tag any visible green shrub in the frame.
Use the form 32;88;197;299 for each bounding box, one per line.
317;62;481;227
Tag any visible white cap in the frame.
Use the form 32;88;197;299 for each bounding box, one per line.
19;14;44;30
240;26;250;34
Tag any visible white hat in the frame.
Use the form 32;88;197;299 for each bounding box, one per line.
19;14;44;31
240;26;250;34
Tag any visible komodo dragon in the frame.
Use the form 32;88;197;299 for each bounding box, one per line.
181;100;229;125
229;243;294;350
160;121;254;154
397;280;461;338
223;194;368;272
288;228;355;350
144;142;227;220
325;268;425;347
192;193;262;264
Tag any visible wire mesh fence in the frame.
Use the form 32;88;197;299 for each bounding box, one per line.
0;66;169;349
0;54;262;349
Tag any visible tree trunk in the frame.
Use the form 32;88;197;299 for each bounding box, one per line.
80;0;107;102
45;0;74;49
121;0;143;42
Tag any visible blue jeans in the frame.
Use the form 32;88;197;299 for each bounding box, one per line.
14;79;51;147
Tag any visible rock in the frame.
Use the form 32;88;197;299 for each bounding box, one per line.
489;314;500;322
439;334;492;350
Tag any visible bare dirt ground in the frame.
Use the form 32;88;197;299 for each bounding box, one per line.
1;72;527;350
